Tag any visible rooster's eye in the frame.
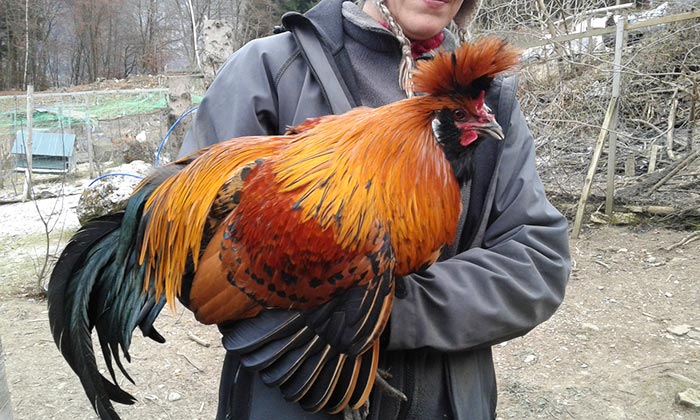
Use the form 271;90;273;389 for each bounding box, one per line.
452;109;467;121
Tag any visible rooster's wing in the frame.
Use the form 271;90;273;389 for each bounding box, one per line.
181;154;396;413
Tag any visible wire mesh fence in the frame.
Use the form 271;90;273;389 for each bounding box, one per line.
0;88;184;194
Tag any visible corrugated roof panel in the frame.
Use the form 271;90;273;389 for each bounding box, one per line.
12;130;76;157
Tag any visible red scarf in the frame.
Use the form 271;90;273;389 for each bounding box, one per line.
410;32;445;58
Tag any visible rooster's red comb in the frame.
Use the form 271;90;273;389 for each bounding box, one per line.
412;37;521;98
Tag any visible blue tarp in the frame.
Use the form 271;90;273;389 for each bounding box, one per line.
11;130;77;172
11;130;76;157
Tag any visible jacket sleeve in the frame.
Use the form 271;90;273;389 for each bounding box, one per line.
386;100;571;352
178;41;281;157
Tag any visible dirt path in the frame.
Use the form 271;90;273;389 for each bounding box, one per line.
495;226;700;420
0;197;698;419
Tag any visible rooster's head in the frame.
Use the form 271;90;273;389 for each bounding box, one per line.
411;37;521;181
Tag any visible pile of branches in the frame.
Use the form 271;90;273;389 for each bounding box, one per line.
513;8;700;222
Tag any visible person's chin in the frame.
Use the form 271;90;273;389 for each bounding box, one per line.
403;23;446;41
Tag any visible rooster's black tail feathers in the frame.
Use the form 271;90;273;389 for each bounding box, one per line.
48;184;166;420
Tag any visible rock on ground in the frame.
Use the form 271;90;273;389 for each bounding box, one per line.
77;160;153;225
676;388;700;409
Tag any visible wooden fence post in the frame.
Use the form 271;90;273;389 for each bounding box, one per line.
666;88;679;161
689;77;696;151
21;84;33;202
85;96;95;178
648;144;660;173
572;97;619;239
605;15;625;216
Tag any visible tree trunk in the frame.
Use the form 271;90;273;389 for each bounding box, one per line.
186;0;202;71
0;337;14;420
23;0;29;87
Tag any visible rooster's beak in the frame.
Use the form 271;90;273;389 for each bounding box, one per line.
475;120;505;142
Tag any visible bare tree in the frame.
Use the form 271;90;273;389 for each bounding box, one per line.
0;0;320;89
0;0;26;88
0;0;59;89
23;0;29;86
70;0;114;82
137;0;165;74
185;0;203;70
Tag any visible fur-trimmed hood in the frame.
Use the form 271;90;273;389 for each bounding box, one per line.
455;0;482;28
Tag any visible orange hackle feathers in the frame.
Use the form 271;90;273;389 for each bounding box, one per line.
412;37;522;97
271;106;461;276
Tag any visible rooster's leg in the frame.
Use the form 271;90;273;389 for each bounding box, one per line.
342;369;407;420
343;401;369;420
375;368;407;402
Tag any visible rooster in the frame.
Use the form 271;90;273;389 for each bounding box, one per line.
48;37;520;419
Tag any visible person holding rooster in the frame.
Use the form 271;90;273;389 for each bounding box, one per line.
181;0;571;419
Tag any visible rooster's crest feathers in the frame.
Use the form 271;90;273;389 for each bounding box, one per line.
412;37;521;98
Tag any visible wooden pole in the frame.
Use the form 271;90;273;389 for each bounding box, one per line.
66;97;72;131
58;98;65;131
0;337;14;420
186;0;202;70
648;145;660;173
22;84;33;202
625;156;635;176
572;96;619;239
605;16;625;216
650;150;700;193
666;88;679;160
586;16;594;55
689;77;697;152
85;96;95;178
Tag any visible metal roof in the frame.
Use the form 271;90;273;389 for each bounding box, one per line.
11;130;76;157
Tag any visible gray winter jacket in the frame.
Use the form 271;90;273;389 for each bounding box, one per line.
180;1;571;419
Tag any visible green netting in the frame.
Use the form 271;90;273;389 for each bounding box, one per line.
0;91;169;136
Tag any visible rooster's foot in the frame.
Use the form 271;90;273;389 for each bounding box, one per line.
342;400;369;420
375;368;407;402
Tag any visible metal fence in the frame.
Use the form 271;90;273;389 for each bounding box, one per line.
0;88;175;191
